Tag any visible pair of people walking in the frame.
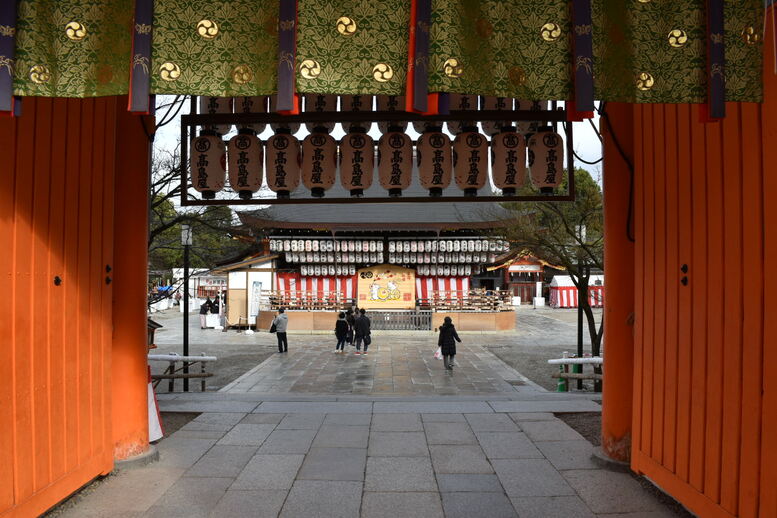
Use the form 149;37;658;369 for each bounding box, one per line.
335;308;371;355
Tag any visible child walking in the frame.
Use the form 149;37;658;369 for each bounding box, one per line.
335;312;348;353
438;316;461;370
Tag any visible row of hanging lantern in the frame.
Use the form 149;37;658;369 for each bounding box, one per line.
286;251;383;264
300;264;358;277
387;239;508;253
388;252;497;265
269;239;384;253
417;265;476;277
191;95;563;200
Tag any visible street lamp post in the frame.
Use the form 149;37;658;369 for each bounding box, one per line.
181;223;193;392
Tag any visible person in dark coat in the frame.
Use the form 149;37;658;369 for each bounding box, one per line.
354;308;371;355
199;298;210;329
345;309;356;345
438;316;461;370
335;312;348;353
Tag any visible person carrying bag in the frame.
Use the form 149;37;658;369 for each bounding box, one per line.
437;316;461;371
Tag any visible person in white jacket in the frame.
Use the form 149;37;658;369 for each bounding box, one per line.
272;308;289;353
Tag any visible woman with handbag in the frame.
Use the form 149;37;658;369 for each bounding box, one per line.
438;316;461;370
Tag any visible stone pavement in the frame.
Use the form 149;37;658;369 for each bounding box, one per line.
55;317;686;517
56;403;680;518
218;340;540;395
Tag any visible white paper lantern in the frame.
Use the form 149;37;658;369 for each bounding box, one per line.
377;241;384;252
411;241;418;252
314;265;321;276
491;127;527;196
199;96;233;135
417;130;452;197
328;265;335;275
190;134;226;199
301;133;337;197
516;99;549;135
453;130;488;196
528;128;564;193
448;94;476;135
389;241;396;253
369;240;376;252
340;95;373;133
265;132;301;198
340;131;374;197
285;240;293;251
304;94;337;134
376;95;407;134
235;96;267;134
443;265;451;276
453;240;461;252
312;240;319;252
480;96;513;136
378;132;412;197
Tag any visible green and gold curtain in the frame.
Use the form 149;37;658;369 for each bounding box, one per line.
8;0;766;102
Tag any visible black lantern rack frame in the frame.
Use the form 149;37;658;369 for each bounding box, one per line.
179;107;576;206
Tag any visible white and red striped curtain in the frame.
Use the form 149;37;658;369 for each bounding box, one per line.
276;272;357;300
415;277;470;301
549;286;605;308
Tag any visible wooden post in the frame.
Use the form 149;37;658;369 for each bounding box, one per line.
600;102;636;462
111;100;154;460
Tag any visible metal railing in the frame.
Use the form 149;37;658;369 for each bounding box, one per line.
369;311;433;330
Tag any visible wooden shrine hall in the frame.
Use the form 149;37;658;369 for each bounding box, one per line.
1;1;775;517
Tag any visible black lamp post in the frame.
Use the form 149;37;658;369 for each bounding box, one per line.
181;223;193;392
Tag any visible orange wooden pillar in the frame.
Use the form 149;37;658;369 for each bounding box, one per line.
600;102;636;462
110;101;154;460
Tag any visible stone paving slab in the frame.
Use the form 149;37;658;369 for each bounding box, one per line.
429;444;494;474
475;431;544;459
210;489;288;518
364;456;438;492
509;495;597;518
185;445;256;478
361;492;444;518
370;413;423;431
297;447;367;481
256;402;373;414
257;429;317;455
424;421;478;445
441;491;518;518
465;413;521;432
231;454;305;490
216;423;276;446
489;400;603;413
436;473;504;493
520;419;588;442
146;476;233;518
312;425;370;448
373;401;494;414
368;431;429;457
276;413;326;429
280;480;363;518
562;469;665;514
492;459;577;498
535;440;600;470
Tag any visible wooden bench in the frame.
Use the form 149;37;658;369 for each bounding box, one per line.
547;356;603;391
148;353;218;392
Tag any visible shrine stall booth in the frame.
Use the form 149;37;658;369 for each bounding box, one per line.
549;274;605;308
238;184;517;332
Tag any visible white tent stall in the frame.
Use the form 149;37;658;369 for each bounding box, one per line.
549;275;605;308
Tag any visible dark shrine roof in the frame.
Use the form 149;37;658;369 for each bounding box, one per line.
238;169;512;232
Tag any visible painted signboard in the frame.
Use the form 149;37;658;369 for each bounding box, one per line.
357;265;416;309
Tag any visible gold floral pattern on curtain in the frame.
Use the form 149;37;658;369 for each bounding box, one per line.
150;0;278;96
13;0;131;97
9;0;764;102
295;0;411;95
